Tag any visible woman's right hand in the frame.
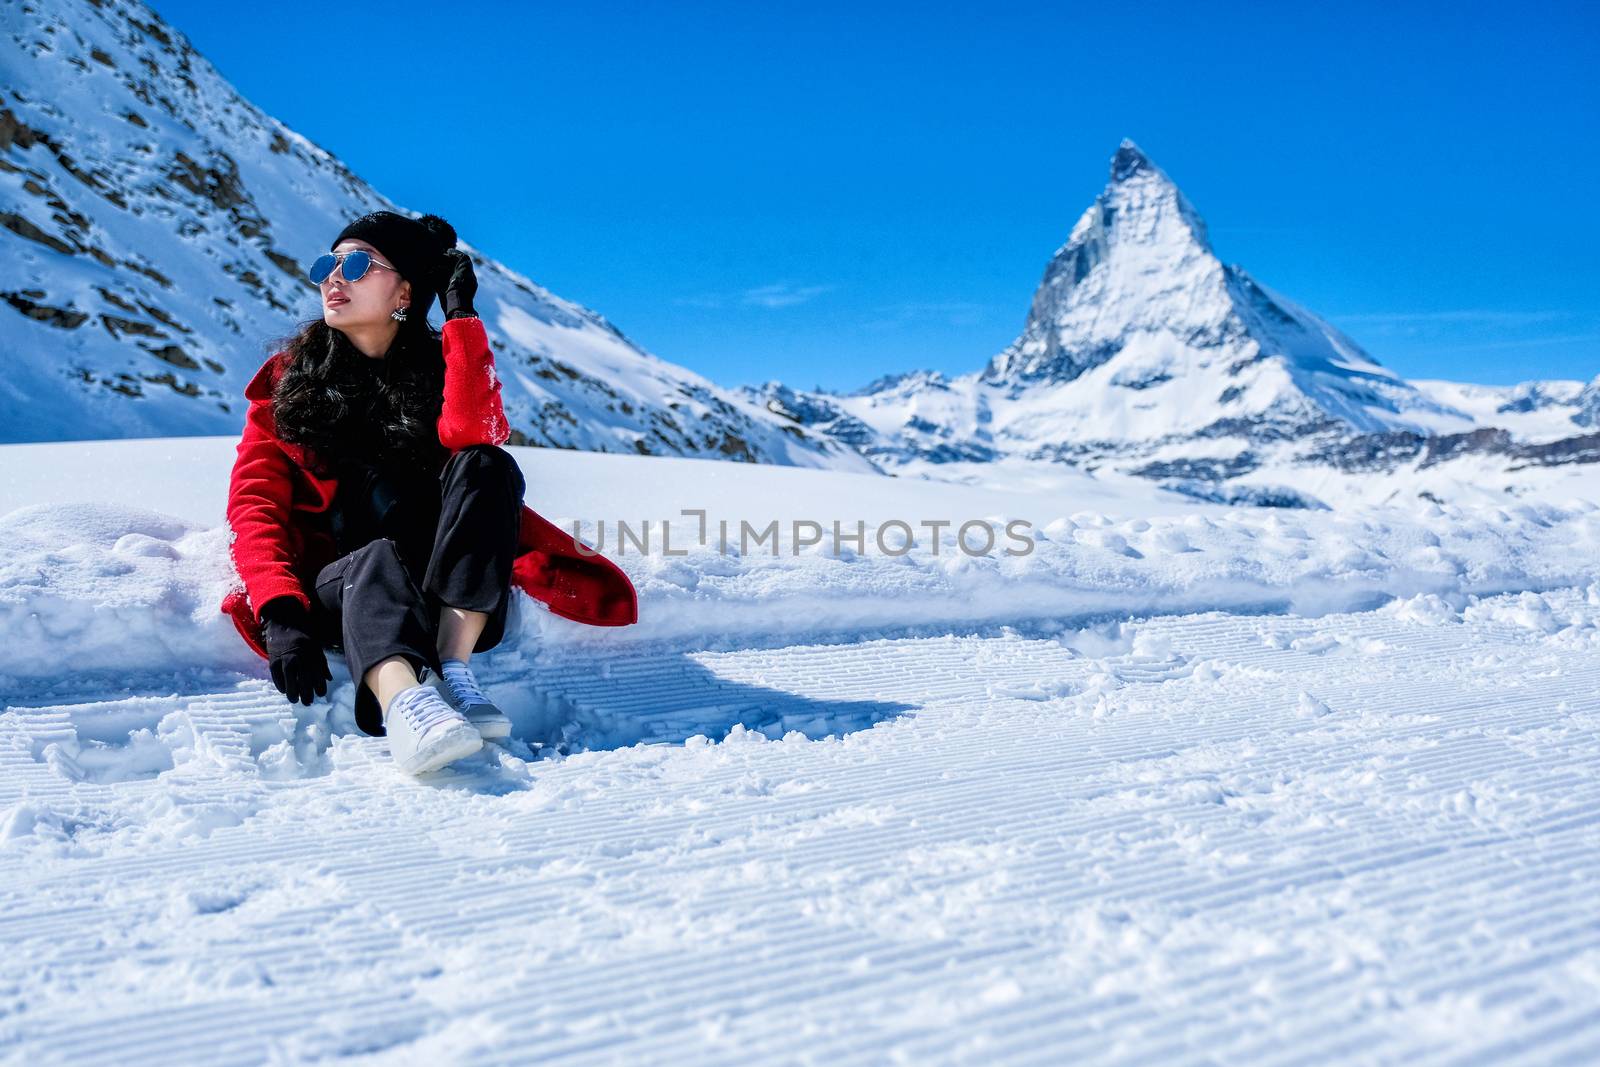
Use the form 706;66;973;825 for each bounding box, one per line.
436;248;478;320
260;597;331;706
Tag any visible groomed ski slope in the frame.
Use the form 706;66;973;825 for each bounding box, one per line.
4;440;1600;1065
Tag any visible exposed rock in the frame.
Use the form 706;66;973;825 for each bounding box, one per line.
142;343;200;371
1130;453;1261;481
100;314;165;339
0;210;74;254
3;290;88;328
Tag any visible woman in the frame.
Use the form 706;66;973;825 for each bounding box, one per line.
220;211;639;776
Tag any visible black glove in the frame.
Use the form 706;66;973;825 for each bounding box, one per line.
260;596;330;707
436;248;478;320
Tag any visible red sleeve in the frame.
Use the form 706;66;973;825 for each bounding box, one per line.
437;315;511;450
225;356;310;620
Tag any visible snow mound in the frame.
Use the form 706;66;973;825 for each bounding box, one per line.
6;494;1600;699
0;502;256;691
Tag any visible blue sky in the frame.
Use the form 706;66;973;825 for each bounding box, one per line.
153;0;1597;392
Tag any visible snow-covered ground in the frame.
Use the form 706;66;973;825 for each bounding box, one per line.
5;441;1600;1064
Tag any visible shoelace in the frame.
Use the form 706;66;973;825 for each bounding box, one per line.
390;686;461;735
440;660;492;709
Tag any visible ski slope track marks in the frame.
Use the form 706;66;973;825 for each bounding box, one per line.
5;588;1600;1064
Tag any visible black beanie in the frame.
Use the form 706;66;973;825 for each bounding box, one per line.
330;211;457;319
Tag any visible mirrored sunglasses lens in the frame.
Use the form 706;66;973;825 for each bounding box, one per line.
309;253;335;284
342;251;371;281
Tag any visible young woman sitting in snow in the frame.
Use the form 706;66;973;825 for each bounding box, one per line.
221;211;637;775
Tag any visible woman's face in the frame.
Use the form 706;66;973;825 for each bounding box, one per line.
321;238;411;330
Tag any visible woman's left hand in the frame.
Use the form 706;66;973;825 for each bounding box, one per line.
437;248;478;320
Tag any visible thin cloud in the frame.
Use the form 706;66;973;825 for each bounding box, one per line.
863;300;993;331
1409;331;1600;353
1331;309;1576;328
742;283;833;309
673;283;834;311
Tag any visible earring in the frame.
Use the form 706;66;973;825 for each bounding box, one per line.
391;305;408;322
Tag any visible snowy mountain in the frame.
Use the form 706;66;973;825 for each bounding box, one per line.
3;0;1591;508
1567;374;1600;429
0;0;872;471
743;141;1599;506
981;141;1471;438
1408;377;1592;442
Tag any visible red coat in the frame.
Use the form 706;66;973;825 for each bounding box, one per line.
221;315;638;658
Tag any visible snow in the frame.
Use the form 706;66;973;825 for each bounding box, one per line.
9;1;1600;1056
7;438;1600;683
6;439;1600;1063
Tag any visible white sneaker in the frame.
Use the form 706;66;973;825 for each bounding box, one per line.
384;684;483;775
431;659;513;740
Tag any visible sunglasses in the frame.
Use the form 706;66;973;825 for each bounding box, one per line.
308;250;399;285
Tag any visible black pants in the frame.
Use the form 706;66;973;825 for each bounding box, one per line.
310;444;526;736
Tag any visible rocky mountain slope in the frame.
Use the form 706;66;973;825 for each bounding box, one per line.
0;0;872;472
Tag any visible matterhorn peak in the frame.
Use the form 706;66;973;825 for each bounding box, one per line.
983;141;1223;385
972;140;1469;440
1111;138;1155;182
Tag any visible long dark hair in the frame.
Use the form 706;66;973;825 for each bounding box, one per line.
268;314;447;478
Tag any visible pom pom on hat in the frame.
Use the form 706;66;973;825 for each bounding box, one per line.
416;213;457;251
